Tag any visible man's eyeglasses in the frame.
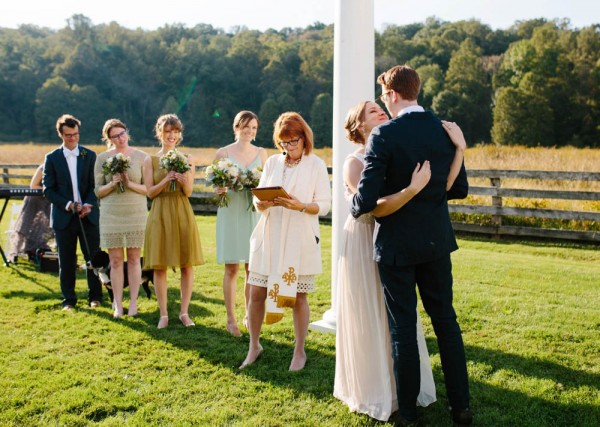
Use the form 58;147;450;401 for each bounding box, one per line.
378;90;393;102
109;130;128;141
63;132;79;139
279;137;301;147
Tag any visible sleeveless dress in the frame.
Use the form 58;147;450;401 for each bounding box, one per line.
215;152;261;264
334;153;436;421
95;149;148;249
143;156;204;269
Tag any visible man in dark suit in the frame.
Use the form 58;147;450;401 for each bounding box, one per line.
352;65;472;426
43;114;102;310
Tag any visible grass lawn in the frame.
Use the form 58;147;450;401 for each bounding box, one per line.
0;214;598;426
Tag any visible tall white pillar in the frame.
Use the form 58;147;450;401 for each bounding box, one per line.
310;0;375;333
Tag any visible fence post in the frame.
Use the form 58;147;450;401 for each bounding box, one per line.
2;168;8;185
490;177;502;238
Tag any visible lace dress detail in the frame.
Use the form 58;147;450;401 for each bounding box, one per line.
247;271;315;293
95;149;148;249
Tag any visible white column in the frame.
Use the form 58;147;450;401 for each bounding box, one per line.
310;0;375;333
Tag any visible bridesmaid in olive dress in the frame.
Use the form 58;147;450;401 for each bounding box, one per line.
213;111;268;336
143;114;204;329
95;119;149;318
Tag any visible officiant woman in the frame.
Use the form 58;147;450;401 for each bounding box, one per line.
240;112;331;371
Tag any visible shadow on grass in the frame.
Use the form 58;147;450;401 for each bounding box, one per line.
5;280;598;426
425;337;600;391
2;261;56;293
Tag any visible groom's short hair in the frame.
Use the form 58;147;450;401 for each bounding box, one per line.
377;65;421;101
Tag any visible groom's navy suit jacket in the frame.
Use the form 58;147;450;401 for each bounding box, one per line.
43;145;99;230
351;111;468;266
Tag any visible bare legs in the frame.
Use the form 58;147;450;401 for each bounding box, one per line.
154;268;168;328
223;263;250;336
240;284;266;369
125;248;141;316
108;248;125;317
108;247;142;318
154;266;195;328
179;266;195;326
289;293;309;371
240;287;309;371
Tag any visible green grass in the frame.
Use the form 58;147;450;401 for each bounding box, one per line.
0;214;599;426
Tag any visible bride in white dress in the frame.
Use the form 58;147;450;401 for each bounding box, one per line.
334;101;467;421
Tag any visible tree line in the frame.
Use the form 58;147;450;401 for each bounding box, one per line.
0;15;598;148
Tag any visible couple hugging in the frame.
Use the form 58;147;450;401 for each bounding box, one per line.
335;65;472;426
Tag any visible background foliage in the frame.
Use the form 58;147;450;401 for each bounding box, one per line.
0;15;599;147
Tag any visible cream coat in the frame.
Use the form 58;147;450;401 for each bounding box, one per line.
249;153;331;277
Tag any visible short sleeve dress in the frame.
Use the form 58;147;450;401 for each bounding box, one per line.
95;149;148;249
143;155;204;270
215;153;261;264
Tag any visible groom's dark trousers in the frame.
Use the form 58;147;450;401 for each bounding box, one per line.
352;110;470;420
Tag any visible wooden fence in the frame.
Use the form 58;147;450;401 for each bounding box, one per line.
2;164;599;243
449;169;600;242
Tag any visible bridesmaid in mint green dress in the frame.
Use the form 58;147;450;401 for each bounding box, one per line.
214;111;268;337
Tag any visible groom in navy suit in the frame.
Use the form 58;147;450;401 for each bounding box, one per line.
352;65;472;426
43;114;102;310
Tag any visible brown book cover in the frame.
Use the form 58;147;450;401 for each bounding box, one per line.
251;186;291;201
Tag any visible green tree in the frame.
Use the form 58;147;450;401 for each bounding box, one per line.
492;87;554;146
309;92;332;147
433;39;492;144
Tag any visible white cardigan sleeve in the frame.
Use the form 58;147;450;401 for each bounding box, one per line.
311;157;331;216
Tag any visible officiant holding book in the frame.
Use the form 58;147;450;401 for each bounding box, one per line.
240;112;331;371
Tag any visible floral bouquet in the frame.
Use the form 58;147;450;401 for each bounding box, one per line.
102;153;131;193
159;148;191;191
204;158;243;207
240;165;263;211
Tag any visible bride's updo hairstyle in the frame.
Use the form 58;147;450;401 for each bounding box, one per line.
344;101;369;145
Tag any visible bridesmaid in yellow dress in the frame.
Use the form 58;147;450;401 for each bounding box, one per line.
95;119;148;319
142;114;204;329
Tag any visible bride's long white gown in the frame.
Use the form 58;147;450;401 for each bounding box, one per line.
334;155;436;421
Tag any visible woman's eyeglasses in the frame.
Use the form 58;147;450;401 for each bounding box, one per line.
279;137;301;147
109;130;128;141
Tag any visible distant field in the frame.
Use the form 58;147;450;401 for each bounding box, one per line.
0;142;599;172
1;143;598;222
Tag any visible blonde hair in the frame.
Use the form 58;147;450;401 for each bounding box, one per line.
101;118;128;148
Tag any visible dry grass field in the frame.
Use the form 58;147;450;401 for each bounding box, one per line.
0;142;598;171
1;142;598;212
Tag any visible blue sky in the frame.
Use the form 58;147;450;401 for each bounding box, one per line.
1;0;597;32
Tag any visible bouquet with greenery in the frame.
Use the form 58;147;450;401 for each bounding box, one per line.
102;153;131;193
240;165;263;211
204;158;244;207
159;148;191;191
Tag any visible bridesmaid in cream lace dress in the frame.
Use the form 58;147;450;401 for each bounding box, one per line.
95;119;149;318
